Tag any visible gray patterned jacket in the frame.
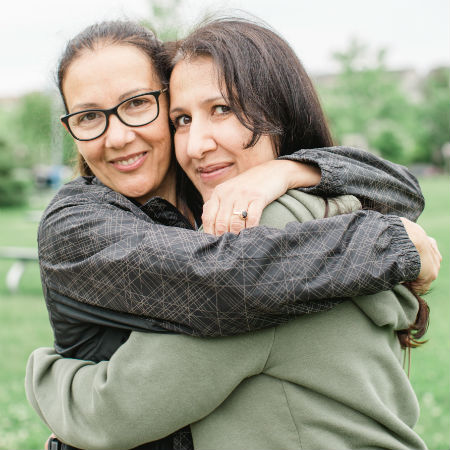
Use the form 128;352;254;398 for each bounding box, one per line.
38;146;423;363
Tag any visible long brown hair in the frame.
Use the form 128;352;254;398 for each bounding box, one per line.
171;17;333;157
397;283;430;349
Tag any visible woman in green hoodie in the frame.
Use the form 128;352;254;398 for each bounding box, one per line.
26;17;437;450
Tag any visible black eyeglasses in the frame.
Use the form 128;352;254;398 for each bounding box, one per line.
61;89;168;141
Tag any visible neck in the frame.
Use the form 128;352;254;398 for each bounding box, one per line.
137;164;177;207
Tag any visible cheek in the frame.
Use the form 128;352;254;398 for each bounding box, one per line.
174;134;190;170
140;122;172;162
235;137;276;171
158;133;173;166
221;121;252;153
75;142;98;164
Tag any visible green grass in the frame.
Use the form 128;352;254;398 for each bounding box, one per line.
0;178;448;449
410;176;450;449
0;295;53;449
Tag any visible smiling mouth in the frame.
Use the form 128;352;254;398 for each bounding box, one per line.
197;163;233;180
110;152;148;171
113;152;146;166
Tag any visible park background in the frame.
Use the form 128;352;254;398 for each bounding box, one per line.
0;0;449;448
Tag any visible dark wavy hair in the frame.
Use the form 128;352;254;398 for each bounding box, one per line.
170;17;334;156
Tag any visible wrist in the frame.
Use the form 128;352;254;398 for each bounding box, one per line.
277;159;321;190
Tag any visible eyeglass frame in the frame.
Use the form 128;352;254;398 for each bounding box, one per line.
60;88;168;142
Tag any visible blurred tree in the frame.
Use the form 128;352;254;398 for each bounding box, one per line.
316;39;445;166
13;92;52;167
10;91;75;169
0;138;30;207
413;67;450;165
142;0;184;41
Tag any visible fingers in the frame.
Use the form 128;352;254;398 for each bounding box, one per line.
202;196;266;235
202;184;249;235
413;237;441;295
428;236;442;281
229;208;248;234
201;198;219;235
245;199;265;228
202;194;247;236
429;236;442;262
400;218;442;295
200;161;288;235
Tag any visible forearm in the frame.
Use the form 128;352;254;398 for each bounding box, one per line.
40;178;420;337
26;331;270;449
41;206;420;336
281;146;424;220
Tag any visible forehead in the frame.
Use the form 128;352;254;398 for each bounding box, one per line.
63;44;161;109
170;56;222;99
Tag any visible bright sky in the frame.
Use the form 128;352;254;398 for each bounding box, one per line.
1;0;449;97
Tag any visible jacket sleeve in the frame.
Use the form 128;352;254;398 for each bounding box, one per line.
39;188;420;336
25;330;272;449
281;146;424;220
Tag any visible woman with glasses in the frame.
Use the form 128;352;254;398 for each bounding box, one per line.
27;19;439;450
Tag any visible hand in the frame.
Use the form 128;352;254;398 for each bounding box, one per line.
202;159;321;235
401;218;442;294
45;434;56;450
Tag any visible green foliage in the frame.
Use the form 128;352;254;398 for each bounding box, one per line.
318;40;449;167
372;129;405;163
0;92;75;169
413;68;450;165
411;176;450;449
0;139;30;207
142;0;184;41
13;92;52;167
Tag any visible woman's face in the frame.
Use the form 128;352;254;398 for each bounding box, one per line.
63;44;173;204
170;56;276;202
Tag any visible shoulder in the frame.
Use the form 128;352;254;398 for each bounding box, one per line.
38;177;143;238
41;177;134;220
47;176;123;208
260;190;361;229
353;284;419;331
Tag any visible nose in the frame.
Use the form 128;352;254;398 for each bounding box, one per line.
186;118;217;160
104;115;136;149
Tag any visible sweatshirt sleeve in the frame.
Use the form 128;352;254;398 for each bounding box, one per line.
25;330;272;449
281;146;424;220
39;184;420;336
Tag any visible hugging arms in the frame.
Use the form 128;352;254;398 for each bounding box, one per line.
28;190;429;450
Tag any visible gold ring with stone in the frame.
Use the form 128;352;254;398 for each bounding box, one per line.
232;210;248;221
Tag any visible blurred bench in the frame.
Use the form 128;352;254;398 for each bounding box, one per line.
0;247;38;294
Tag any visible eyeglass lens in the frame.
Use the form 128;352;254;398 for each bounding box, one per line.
68;93;159;140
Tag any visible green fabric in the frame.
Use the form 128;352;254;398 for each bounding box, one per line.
25;191;425;450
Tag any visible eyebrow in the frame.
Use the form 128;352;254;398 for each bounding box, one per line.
169;96;225;116
71;88;156;112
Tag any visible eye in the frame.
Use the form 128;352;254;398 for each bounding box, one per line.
130;99;146;107
76;111;103;126
172;115;191;128
125;97;152;111
213;105;231;115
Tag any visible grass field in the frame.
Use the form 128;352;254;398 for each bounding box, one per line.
0;178;449;449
